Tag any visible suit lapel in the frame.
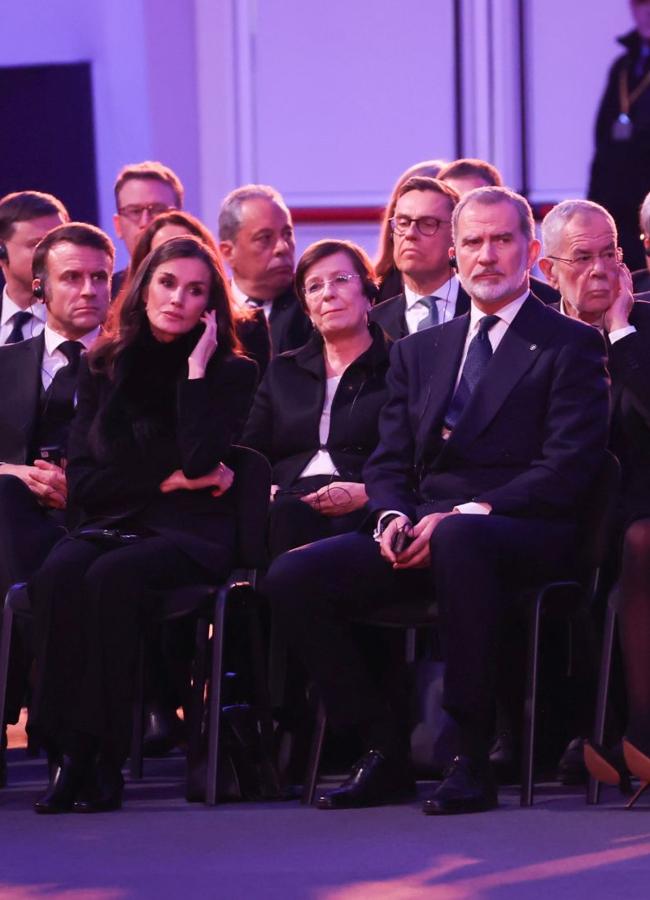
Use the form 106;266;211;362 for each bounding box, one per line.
2;334;43;460
415;315;469;461
444;296;550;451
455;284;470;317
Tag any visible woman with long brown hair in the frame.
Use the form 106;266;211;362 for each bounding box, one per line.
29;236;257;814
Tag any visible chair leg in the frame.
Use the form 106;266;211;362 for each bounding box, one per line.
205;586;228;806
587;602;617;805
626;780;650;809
302;700;327;806
0;600;15;758
521;596;542;807
187;619;209;769
129;639;145;780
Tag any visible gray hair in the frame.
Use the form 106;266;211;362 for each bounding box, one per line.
541;199;617;257
452;186;535;244
640;191;650;238
218;184;289;242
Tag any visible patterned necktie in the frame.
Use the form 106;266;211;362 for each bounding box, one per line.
444;314;500;431
6;311;33;344
416;295;439;332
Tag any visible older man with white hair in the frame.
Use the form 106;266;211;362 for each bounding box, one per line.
541;198;650;791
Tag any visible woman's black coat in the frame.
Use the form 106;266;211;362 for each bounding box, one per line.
66;349;258;575
242;324;391;487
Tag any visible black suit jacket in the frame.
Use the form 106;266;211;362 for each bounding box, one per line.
66;351;257;575
369;286;471;342
268;287;312;356
0;333;44;463
364;295;610;522
242;324;391;487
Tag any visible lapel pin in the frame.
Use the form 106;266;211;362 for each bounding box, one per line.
529;344;537;351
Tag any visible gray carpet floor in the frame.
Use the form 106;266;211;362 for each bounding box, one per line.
2;750;650;899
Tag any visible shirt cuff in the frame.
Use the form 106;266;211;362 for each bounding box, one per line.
608;325;637;344
453;502;491;515
373;509;408;542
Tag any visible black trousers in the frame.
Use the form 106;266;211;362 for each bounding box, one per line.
0;476;68;723
265;514;574;758
29;534;224;763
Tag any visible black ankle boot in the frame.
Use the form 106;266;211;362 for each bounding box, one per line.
34;755;81;814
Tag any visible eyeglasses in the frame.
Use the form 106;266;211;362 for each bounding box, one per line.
390;215;451;237
304;272;362;298
117;203;175;223
546;248;623;271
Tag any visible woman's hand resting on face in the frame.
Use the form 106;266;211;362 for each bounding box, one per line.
188;310;218;379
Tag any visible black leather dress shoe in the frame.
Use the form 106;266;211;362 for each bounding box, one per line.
315;749;416;810
34;756;80;814
422;755;497;815
73;759;124;813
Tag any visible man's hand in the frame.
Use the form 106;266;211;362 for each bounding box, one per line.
301;481;368;517
160;461;234;497
604;264;634;333
382;511;459;570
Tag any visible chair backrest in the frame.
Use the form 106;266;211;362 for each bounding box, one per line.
230;445;272;570
573;450;620;584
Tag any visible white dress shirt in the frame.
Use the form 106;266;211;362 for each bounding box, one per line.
298;375;342;478
0;288;46;345
231;278;272;321
403;275;460;334
558;298;636;345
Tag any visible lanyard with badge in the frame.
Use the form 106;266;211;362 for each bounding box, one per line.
613;65;650;141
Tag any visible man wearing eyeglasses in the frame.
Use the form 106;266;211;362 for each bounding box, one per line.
370;176;469;341
111;161;183;297
541;198;650;790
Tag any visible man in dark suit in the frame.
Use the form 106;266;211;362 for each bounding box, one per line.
541;199;650;777
218;184;311;355
370;177;470;341
0;223;112;779
111;161;183;298
264;186;609;814
0;192;69;344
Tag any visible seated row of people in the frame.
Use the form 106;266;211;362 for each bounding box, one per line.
0;161;648;816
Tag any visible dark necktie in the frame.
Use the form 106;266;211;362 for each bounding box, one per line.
416;296;439;332
6;311;33;344
444;314;500;431
46;341;83;418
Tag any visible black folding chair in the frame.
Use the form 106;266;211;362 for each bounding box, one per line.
0;445;272;806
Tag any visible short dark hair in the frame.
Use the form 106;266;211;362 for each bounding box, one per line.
113;161;184;209
295;239;377;309
437;158;503;187
218;184;288;242
32;223;115;284
0;191;69;241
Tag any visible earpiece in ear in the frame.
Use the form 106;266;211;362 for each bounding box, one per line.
0;242;8;264
449;255;458;270
32;280;44;300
